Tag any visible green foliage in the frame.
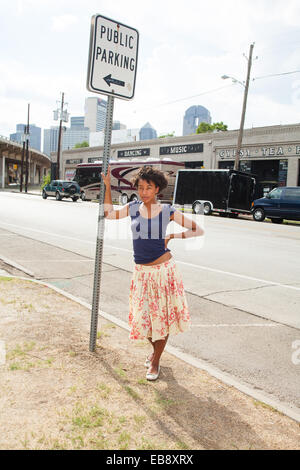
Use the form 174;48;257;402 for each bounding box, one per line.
213;121;228;132
158;132;175;138
41;173;51;190
74;141;89;148
196;122;212;134
196;121;228;134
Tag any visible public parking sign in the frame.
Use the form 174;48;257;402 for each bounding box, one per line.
87;14;139;100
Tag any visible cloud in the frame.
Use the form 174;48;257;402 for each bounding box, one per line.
51;14;78;32
1;0;300;140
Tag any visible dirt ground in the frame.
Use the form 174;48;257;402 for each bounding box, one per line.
0;276;299;450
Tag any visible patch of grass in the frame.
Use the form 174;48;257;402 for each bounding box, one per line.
133;415;146;430
118;416;127;425
137;437;158;450
69;351;77;357
253;400;279;413
118;431;131;450
7;344;26;360
0;276;13;282
71;435;85;449
133;415;146;425
137;378;149;386
8;342;36;358
7;342;38;369
90;434;108;450
10;362;23;371
114;366;127;378
22;303;34;312
0;299;17;305
102;324;116;330
72;404;108;429
50;439;67;450
154;390;176;408
97;330;109;339
176;440;190;450
96;383;111;399
125;386;140;400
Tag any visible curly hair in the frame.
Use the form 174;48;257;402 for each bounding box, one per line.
131;166;168;191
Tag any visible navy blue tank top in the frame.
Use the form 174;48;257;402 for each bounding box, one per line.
129;201;176;264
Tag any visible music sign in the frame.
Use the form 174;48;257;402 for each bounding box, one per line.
87;14;139;100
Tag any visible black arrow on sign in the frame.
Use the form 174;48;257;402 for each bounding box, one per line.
104;74;125;87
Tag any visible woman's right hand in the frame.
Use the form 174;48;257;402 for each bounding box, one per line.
101;166;111;188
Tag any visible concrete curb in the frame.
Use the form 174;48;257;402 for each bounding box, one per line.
1;271;300;424
0;255;35;277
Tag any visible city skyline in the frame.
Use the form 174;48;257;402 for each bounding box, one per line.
1;0;300;141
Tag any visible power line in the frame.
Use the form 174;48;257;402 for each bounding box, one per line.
253;70;300;80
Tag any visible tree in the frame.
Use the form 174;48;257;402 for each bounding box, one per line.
74;141;89;148
158;132;175;138
212;121;228;132
41;173;51;190
196;121;228;134
196;122;213;134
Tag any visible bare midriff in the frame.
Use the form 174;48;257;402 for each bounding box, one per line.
141;250;172;266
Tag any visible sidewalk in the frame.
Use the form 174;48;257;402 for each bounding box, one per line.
0;185;42;196
0;274;299;450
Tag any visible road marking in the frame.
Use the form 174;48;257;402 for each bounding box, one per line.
0;221;299;292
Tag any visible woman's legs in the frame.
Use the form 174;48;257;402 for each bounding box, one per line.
147;335;169;374
147;338;155;363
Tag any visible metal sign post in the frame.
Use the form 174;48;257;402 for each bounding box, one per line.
89;94;114;352
87;14;139;352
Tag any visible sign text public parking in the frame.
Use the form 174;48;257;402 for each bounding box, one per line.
87;15;139;100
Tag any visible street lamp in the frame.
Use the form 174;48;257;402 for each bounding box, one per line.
221;75;245;88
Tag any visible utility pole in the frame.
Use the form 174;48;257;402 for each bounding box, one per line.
234;43;255;170
54;93;68;180
24;104;30;193
20;125;25;192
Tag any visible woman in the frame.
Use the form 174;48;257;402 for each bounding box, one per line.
102;165;204;381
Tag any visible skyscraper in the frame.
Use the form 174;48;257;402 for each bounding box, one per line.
139;122;157;141
84;97;107;132
182;105;212;135
10;124;41;151
43;127;59;156
62;117;89;150
71;116;85;128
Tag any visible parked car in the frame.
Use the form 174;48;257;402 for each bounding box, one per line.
42;180;81;202
252;186;300;223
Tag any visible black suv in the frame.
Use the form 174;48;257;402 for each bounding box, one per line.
42;180;81;202
252;186;300;223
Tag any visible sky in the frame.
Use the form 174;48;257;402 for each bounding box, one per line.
1;0;300;146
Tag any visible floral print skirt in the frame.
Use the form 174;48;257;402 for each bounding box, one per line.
129;258;191;342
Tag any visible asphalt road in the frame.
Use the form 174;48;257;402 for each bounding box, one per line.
0;191;299;409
